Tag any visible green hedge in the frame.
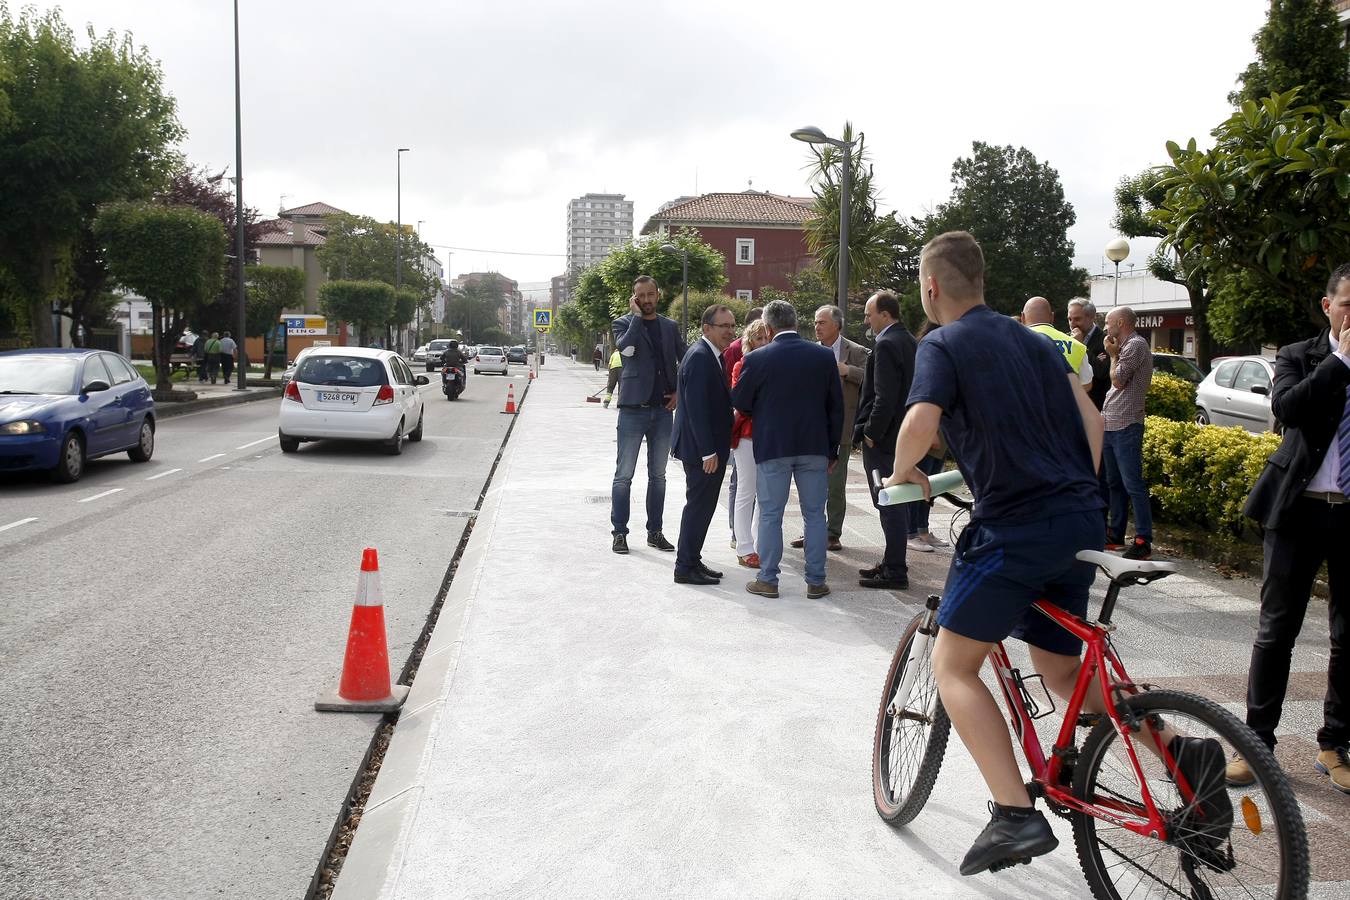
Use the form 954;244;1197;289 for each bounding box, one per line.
1140;416;1280;534
1145;372;1198;423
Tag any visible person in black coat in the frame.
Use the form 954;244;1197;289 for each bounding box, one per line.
670;305;737;585
855;290;919;590
1069;299;1110;411
1234;264;1350;792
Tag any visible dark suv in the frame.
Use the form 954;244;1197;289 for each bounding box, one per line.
425;339;454;372
506;346;527;364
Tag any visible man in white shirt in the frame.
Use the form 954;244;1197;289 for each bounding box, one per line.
218;332;238;381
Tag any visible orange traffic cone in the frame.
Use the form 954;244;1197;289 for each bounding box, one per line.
501;383;517;414
315;548;410;713
528;369;535;382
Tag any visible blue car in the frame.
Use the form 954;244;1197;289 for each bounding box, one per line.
0;348;157;483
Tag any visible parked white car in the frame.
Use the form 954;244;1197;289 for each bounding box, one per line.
278;348;427;454
1195;355;1277;433
474;345;508;375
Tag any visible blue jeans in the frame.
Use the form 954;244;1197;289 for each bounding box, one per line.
611;406;673;536
1103;422;1152;540
755;455;829;586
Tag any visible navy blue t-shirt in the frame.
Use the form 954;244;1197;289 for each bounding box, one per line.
643;317;671;405
906;304;1103;523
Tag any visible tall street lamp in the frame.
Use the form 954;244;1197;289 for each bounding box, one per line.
791;125;856;330
395;148;410;292
660;242;689;338
1105;238;1130;308
232;0;247;390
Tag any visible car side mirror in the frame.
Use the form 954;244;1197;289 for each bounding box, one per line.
415;375;429;386
82;380;111;394
1251;384;1269;395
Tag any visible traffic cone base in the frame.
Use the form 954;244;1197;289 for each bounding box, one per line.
315;548;409;713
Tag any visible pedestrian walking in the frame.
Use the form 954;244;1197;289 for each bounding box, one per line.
722;307;763;545
1231;263;1350;794
204;332;223;384
602;347;622;408
730;319;770;568
219;332;238;382
1022;297;1092;391
670;305;737;585
593;343;604;371
609;275;686;555
1101;307;1153;559
192;333;207;383
855;291;919;590
730;300;843;600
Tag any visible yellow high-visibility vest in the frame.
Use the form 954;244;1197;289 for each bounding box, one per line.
1029;323;1090;384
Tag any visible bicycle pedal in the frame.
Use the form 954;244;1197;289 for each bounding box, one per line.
988;856;1032;873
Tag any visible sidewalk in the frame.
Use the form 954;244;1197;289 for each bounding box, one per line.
335;359;1347;898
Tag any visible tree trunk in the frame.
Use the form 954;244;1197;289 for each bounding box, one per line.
1188;284;1215;370
26;244;58;346
152;302;170;391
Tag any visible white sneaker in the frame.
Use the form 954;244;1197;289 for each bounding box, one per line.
907;537;934;553
920;531;950;549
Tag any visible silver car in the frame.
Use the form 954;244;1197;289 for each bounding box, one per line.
1195;355;1276;433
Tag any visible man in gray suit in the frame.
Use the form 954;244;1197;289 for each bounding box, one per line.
790;305;868;552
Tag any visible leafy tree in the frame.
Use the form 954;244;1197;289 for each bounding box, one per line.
923;142;1088;315
759;267;836;336
245;265;305;378
390;288;418;331
94;203;227;389
55;225;118;346
316;213;434;298
570;232;725;332
446;278;509;342
1153;89;1350;345
552;302;591;354
1230;0;1350;108
667;289;750;344
0;6;183;345
319;280;394;345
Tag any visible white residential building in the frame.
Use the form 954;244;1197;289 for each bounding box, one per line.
565;193;633;282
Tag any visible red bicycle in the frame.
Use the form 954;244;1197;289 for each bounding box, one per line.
871;490;1309;899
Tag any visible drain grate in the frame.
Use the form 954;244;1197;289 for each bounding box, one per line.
437;509;478;518
583;494;609;504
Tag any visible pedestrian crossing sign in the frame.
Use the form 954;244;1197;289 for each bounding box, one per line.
533;309;552;331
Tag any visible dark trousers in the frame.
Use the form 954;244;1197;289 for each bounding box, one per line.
907;453;945;536
220;353;233;382
1246;497;1349;750
863;442;909;577
676;458;726;575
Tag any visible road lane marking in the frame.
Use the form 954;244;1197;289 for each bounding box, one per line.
235;436;272;450
198;453;225;463
145;468;183;481
78;488;124;503
0;517;38;533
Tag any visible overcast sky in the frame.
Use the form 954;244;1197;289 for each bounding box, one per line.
38;0;1271;292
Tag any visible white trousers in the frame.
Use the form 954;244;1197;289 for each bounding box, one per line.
732;438;760;557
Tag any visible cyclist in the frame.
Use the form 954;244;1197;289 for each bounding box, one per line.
884;231;1227;875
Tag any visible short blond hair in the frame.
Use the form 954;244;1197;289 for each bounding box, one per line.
921;230;984;301
743;318;770;349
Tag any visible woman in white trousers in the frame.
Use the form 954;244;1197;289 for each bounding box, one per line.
730;320;769;568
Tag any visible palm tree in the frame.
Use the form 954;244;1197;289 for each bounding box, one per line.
802;123;893;307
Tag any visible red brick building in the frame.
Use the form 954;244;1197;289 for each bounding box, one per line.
641;192;816;303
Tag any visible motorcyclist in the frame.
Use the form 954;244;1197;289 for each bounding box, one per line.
442;340;468;372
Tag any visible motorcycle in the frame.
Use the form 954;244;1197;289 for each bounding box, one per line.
441;365;465;401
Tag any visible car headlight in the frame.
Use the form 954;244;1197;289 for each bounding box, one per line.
0;420;46;435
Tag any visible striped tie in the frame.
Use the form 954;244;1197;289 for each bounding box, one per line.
1339;391;1350;496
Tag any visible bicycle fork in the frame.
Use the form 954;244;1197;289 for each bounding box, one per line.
888;595;942;726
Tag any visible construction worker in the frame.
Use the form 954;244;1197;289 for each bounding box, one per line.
603;347;622;408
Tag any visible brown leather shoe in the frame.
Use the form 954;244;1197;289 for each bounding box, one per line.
807;583;830;599
745;579;779;599
1225;754;1255;787
789;536;805;548
1316;747;1350;794
827;537;842;551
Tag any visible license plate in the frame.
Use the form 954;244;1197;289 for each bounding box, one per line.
318;391;358;403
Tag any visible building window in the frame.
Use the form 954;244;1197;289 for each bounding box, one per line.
735;238;755;265
735;290;753;301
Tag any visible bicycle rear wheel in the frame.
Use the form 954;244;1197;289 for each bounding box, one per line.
871;609;950;826
1071;689;1308;900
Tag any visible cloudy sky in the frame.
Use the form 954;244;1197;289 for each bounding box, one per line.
37;0;1271;291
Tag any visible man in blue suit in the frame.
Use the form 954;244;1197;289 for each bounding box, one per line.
610;275;687;555
731;300;843;599
670;304;738;585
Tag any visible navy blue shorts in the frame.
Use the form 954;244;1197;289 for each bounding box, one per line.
937;509;1103;657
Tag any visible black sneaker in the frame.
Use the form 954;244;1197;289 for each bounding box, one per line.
612;534;629;554
647;531;675;552
1122;536;1152;560
1169;736;1234;872
959;803;1058;876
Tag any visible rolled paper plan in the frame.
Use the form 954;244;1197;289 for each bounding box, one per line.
877;468;967;506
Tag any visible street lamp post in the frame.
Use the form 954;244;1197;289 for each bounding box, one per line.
232;0;247;390
1105;238;1130;308
791;125;856;331
395;148;410;292
660;243;689;337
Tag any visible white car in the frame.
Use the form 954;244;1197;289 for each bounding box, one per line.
411;345;428;364
1195;355;1276;433
278;347;428;455
474;345;508;375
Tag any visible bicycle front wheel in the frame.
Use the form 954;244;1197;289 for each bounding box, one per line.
1072;689;1308;900
871;610;950;826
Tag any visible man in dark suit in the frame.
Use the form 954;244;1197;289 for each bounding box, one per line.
670;305;738;585
609;275;687;555
855;291;919;590
1233;264;1350;793
1069;299;1110;411
731;300;843;600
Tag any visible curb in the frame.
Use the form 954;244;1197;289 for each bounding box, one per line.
330;391;522;900
155;387;281;420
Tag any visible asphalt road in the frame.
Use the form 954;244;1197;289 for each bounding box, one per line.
0;364;529;899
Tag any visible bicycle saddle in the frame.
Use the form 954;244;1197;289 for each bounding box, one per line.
1076;550;1179;586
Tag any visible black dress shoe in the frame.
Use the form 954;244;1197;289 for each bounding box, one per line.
696;562;724;579
612;534;629;554
959;804;1058;876
859;574;909;590
858;563;883;578
674;570;719;585
647;531;675;551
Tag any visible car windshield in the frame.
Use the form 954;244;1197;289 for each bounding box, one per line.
0;356;80;395
480;347;503;356
429;340;451;349
294;355;389;387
